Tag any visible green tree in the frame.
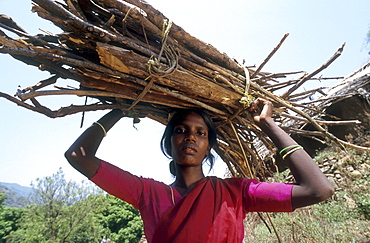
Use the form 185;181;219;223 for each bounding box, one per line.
0;193;23;243
0;193;5;207
4;169;144;242
7;168;104;243
94;194;144;243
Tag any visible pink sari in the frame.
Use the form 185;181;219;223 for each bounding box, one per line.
152;177;247;243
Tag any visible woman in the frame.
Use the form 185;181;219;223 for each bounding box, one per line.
65;98;334;242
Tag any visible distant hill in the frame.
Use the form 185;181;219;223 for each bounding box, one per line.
0;182;33;208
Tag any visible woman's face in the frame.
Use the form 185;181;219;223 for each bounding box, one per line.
170;113;210;167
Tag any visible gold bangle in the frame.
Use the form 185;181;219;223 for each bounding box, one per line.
93;122;107;137
281;146;303;160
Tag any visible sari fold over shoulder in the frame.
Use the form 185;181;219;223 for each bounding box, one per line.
152;177;247;243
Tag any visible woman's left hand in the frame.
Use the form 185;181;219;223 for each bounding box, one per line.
248;98;274;129
248;98;334;209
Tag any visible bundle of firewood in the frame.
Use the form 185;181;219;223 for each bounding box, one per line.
1;0;367;179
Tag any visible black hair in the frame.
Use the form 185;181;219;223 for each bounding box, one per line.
160;109;218;176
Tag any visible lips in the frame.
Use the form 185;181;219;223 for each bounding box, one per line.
181;144;197;154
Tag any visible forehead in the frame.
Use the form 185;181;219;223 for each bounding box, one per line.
175;113;208;128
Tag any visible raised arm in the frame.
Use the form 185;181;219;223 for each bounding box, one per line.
65;109;124;178
249;98;334;210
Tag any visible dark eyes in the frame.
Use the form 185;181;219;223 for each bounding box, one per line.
197;130;207;136
174;127;207;137
174;127;186;134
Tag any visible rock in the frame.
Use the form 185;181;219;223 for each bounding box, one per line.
327;177;339;189
351;170;362;178
343;194;357;209
347;166;354;172
321;166;331;173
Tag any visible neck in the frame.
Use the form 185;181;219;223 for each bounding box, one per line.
172;166;205;196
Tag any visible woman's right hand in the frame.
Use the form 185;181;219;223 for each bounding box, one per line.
65;109;124;178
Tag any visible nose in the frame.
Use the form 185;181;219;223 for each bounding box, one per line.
184;131;196;142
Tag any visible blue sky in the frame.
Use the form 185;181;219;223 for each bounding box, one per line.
1;0;369;186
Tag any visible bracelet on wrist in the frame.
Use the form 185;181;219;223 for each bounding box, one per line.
279;145;303;160
93;122;107;137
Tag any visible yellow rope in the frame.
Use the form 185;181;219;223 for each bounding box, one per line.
147;19;179;78
239;66;256;108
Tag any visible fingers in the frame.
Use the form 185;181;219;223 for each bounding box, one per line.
248;98;262;112
248;98;273;112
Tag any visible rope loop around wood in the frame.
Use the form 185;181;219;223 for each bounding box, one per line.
130;19;179;111
147;19;179;78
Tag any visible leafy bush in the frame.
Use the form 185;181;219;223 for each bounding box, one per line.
356;195;370;220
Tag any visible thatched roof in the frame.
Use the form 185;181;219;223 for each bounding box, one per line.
1;0;369;180
281;61;370;155
317;61;370;109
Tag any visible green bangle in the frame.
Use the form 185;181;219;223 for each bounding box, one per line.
279;145;302;154
281;146;303;160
